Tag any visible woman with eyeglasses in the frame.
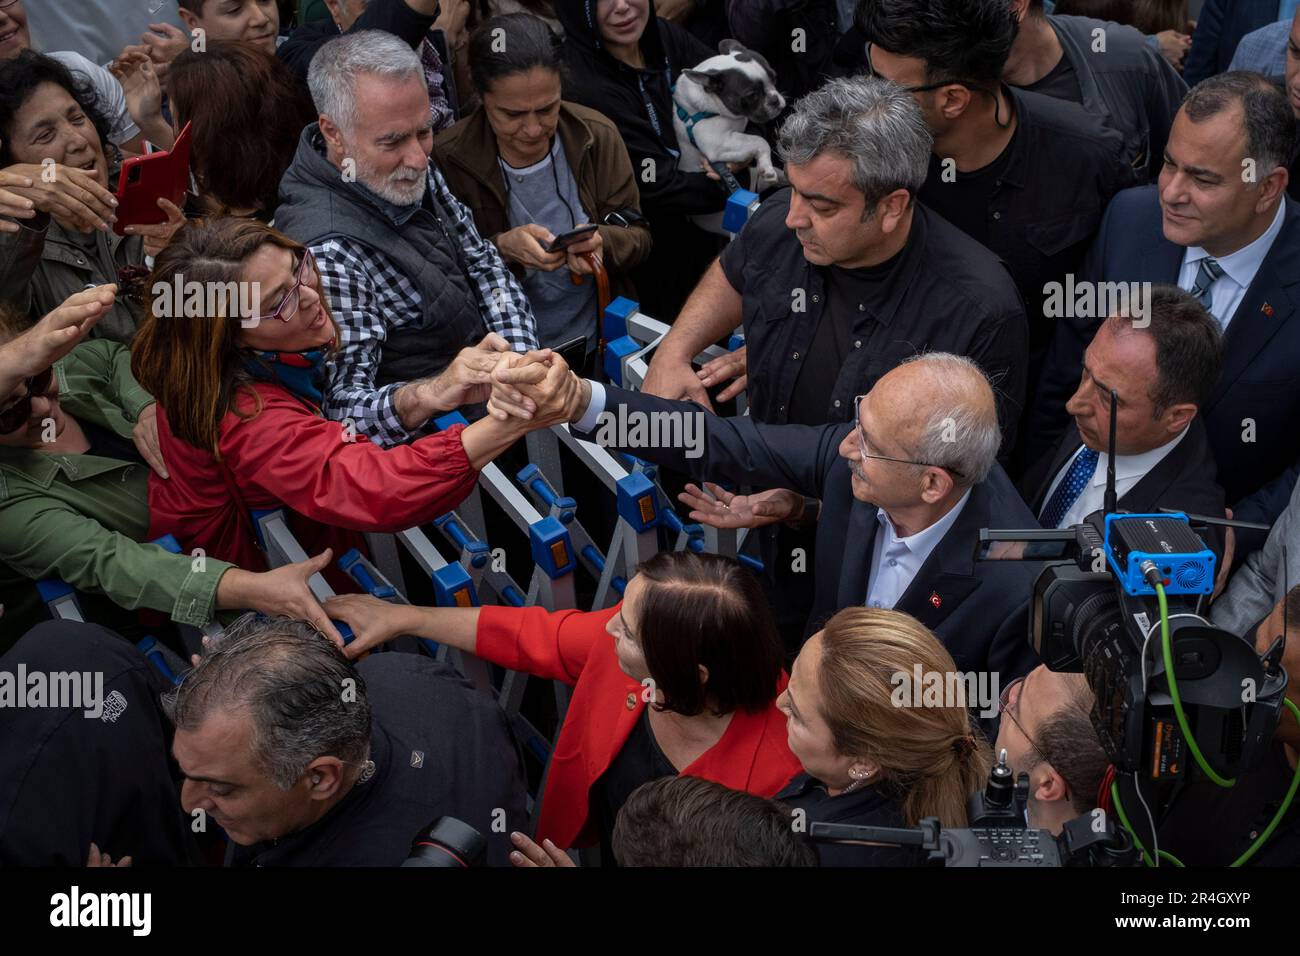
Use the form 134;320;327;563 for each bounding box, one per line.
130;216;573;594
773;606;994;866
321;549;800;864
0;286;350;648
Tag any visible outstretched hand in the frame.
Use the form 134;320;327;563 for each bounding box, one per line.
677;481;803;529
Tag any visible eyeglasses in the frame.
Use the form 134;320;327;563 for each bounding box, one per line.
863;43;974;94
0;366;55;434
998;676;1044;762
248;251;319;325
851;394;965;479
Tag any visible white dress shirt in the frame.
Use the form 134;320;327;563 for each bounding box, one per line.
1039;428;1188;528
865;490;973;609
1178;200;1285;331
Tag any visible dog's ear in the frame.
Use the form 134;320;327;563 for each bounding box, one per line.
718;38;777;83
683;69;725;92
718;38;744;56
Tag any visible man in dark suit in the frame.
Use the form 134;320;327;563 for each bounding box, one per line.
500;351;1043;682
1033;72;1300;530
1022;285;1226;558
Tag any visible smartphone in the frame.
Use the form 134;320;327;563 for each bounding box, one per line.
543;223;599;253
113;121;192;236
553;335;589;370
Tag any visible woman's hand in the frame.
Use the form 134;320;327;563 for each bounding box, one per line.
0;286;116;390
509;831;577;867
565;226;603;276
86;842;132;867
139;22;191;83
677;481;803;530
0;164;36;233
132;402;168;479
696;344;747;402
216;550;345;646
1;162;118;233
109;52;172;148
124;196;185;258
496;224;566;272
322;593;423;659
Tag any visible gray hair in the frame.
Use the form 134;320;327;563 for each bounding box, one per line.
1182;71;1296;179
162;614;371;790
777;75;932;211
307;30;426;132
898;353;1001;487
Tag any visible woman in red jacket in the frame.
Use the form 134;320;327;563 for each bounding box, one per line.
130;217;575;587
325;550;800;860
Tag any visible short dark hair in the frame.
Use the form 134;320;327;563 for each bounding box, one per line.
1181;72;1296;175
612;776;817;866
856;0;1018;87
162;614;371;790
1027;677;1108;815
0;50;116;168
468;13;564;95
1106;284;1222;415
632;551;784;718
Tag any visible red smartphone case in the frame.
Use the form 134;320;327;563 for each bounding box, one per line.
112;121;192;237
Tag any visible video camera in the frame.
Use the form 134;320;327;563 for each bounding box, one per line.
977;396;1286;785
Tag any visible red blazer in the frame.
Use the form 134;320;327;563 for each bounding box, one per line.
476;604;803;849
148;382;480;589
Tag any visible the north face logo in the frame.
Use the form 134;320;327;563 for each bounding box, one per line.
100;690;127;723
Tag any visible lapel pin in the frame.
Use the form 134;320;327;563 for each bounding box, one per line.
1262;302;1274;317
929;592;942;609
626;692;637;710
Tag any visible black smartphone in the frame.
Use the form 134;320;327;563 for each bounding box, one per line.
543;223;599;253
553;335;589;370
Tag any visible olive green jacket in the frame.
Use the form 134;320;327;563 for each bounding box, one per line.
0;340;232;643
0;212;145;345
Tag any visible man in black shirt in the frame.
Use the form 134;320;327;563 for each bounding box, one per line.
168;615;529;867
638;76;1027;651
858;0;1134;398
1003;0;1187;183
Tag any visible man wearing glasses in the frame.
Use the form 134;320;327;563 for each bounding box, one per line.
502;348;1043;680
858;0;1133;433
994;665;1108;834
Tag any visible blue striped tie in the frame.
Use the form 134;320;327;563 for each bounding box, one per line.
1040;446;1101;528
1189;257;1224;313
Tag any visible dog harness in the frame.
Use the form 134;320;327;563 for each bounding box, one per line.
671;84;718;148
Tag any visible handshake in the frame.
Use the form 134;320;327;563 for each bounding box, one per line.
485;347;592;430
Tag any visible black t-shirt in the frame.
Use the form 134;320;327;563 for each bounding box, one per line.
592;708;678;866
1021;53;1083;104
787;248;905;428
776;772;922;867
80;418;145;466
918;130;1017;248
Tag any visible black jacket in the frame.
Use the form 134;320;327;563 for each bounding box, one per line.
579;386;1044;680
229;652;529;867
1020;418;1226;559
1183;0;1277;87
1033;186;1300;525
917;87;1134;360
555;0;724;218
0;622;201;866
722;193;1028;450
726;0;841;100
278;0;437;85
1044;15;1187;183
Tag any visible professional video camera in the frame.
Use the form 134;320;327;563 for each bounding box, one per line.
977;392;1295;862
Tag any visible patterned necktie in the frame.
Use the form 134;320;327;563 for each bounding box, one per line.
1040;446;1101;528
1189;256;1225;313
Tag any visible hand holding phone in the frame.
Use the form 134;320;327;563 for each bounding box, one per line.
543;223;599;253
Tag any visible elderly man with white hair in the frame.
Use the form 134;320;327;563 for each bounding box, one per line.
275;29;537;447
490;349;1044;681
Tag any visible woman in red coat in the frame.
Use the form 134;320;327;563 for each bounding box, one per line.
130;218;574;592
326;551;801;859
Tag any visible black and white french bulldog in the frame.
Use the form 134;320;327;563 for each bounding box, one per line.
672;39;786;188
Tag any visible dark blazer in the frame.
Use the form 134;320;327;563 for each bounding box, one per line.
581;387;1044;681
1032;186;1300;523
1020;418;1227;558
1183;0;1278;87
